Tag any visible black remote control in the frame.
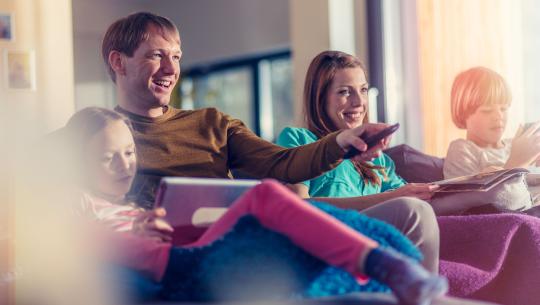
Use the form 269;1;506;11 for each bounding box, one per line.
343;123;400;159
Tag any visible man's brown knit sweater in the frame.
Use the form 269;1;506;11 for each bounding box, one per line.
116;106;345;208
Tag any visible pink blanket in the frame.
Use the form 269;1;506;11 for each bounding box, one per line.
439;213;540;305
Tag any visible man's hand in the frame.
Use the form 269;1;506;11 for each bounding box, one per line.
132;207;174;242
336;123;392;162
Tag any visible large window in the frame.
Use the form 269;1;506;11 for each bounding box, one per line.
175;50;293;142
371;0;540;156
366;0;411;147
181;68;254;130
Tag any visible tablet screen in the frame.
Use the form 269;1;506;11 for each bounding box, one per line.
154;177;260;227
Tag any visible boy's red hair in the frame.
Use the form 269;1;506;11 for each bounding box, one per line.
450;67;511;129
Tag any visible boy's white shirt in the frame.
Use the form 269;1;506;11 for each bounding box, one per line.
443;138;512;179
444;138;540;205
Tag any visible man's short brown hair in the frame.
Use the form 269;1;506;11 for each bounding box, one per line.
101;12;179;82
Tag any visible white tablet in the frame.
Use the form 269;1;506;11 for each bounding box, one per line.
154;177;261;227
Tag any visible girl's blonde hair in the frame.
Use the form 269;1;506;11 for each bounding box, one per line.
450;66;511;129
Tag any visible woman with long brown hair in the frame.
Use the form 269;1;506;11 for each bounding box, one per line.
277;50;440;272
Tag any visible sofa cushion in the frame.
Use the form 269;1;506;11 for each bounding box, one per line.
384;144;444;183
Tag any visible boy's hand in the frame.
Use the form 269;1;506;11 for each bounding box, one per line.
507;123;540;169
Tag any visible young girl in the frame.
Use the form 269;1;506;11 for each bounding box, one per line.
64;107;448;304
277;50;440;272
444;66;540;206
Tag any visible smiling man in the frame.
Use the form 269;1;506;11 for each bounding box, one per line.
104;20;181;118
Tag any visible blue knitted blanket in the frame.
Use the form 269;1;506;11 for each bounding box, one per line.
124;201;421;302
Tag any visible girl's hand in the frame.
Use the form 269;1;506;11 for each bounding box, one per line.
506;123;540;169
390;183;439;201
336;123;392;162
132;207;174;242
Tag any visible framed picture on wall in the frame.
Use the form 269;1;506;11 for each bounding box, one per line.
4;50;36;90
0;12;14;41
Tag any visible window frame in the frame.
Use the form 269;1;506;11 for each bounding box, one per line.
180;49;292;137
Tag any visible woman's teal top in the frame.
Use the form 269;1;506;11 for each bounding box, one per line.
276;127;405;198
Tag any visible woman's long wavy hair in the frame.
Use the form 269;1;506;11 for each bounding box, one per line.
304;50;386;186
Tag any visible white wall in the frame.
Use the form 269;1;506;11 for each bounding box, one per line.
153;0;289;67
71;0;290;110
0;0;75;133
72;0;148;110
0;0;76;303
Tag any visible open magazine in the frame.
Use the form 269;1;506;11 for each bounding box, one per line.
432;168;529;192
